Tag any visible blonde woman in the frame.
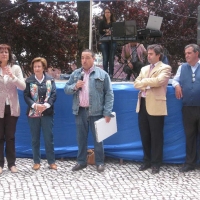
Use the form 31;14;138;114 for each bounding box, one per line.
24;57;57;170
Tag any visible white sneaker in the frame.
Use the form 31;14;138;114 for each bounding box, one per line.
0;167;2;174
10;166;18;173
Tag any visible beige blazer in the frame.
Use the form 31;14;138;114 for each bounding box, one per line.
0;65;26;118
133;61;171;116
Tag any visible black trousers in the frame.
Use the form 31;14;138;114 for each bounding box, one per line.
138;98;164;167
182;106;200;167
0;105;18;168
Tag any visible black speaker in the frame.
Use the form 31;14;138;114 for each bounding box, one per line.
112;22;125;37
198;6;200;45
125;20;137;37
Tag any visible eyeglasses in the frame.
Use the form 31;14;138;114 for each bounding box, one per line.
192;73;195;82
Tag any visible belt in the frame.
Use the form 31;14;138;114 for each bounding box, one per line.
141;97;146;102
79;107;89;110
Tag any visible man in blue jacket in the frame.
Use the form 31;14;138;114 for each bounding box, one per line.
172;44;200;172
64;49;114;173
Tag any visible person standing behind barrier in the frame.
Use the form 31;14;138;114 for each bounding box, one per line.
134;44;171;174
24;57;57;171
121;42;147;81
99;7;117;79
0;44;26;174
172;44;200;172
64;49;114;173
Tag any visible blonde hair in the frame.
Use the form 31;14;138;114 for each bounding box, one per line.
30;57;47;71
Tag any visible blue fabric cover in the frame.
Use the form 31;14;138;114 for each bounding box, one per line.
16;82;185;163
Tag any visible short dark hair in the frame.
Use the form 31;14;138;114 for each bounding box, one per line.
147;44;164;61
0;44;13;65
185;44;200;58
82;49;95;58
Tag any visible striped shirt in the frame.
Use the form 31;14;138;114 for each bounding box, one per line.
79;66;94;107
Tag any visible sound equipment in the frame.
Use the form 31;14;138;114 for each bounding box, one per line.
112;22;125;37
198;6;200;45
99;36;137;42
112;20;137;38
125;20;137;37
137;29;162;40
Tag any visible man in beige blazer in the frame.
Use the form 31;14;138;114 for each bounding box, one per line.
134;44;171;174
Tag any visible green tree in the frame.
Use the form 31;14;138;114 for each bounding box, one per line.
0;0;78;76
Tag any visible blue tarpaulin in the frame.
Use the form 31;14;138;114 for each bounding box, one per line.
15;83;186;163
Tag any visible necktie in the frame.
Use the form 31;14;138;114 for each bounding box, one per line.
142;64;155;97
148;64;155;77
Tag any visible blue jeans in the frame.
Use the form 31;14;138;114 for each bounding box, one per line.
28;115;55;165
100;41;117;76
75;107;104;166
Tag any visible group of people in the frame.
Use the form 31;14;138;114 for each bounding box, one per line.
99;7;147;80
0;44;57;174
0;41;200;175
134;43;200;174
99;8;170;81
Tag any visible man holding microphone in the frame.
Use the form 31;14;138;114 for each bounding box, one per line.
64;49;114;173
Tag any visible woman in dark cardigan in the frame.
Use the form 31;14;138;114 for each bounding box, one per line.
24;57;57;170
99;7;117;79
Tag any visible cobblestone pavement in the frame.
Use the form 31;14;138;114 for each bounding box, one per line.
0;158;200;200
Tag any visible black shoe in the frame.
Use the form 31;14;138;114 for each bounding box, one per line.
72;163;87;171
97;165;105;173
179;165;194;172
151;166;160;174
139;163;151;171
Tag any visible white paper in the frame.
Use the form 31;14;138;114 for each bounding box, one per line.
94;112;117;142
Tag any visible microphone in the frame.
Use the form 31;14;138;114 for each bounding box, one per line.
79;71;85;90
80;71;84;81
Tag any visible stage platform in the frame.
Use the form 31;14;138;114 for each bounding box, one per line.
16;82;186;163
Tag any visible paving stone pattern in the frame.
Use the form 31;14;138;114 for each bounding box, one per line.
0;158;200;200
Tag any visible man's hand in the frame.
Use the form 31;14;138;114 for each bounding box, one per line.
175;85;183;99
105;116;111;123
128;62;133;69
75;80;85;90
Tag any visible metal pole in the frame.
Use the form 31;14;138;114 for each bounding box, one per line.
89;0;93;49
198;6;200;45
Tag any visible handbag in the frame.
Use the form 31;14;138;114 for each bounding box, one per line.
28;107;41;118
87;149;95;165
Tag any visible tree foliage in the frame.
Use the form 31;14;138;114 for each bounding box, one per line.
93;0;199;74
0;0;199;76
0;0;78;76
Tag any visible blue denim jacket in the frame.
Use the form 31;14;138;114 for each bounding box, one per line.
64;66;114;116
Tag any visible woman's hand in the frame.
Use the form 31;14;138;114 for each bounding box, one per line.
35;104;47;113
5;66;15;79
104;29;111;35
106;29;111;35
